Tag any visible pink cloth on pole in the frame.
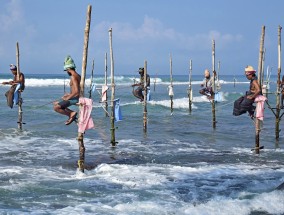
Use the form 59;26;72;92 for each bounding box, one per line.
101;85;108;102
254;95;267;121
78;97;94;133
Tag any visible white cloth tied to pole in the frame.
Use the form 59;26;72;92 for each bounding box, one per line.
168;85;174;96
146;87;151;101
101;85;109;102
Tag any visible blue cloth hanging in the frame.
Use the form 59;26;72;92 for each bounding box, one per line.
13;84;21;105
114;98;122;122
91;83;96;93
146;87;151;101
214;92;222;102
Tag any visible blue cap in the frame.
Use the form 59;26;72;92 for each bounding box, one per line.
10;64;17;70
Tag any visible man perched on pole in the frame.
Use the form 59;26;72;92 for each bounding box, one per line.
233;65;261;118
132;67;150;102
2;64;25;108
53;55;81;125
199;69;216;100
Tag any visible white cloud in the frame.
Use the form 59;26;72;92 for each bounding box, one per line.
0;0;37;57
0;0;23;32
92;15;243;51
180;30;243;51
92;15;178;41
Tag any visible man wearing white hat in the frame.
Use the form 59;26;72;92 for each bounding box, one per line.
199;69;214;99
233;65;261;118
244;65;261;100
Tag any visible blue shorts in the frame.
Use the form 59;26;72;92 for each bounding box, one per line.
58;97;79;109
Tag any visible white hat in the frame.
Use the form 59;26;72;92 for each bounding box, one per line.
204;69;210;76
245;65;256;75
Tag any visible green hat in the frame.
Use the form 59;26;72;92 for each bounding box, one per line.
64;55;76;71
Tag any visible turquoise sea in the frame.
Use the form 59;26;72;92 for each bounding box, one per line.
0;73;283;215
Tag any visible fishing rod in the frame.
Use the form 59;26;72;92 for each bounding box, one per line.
89;59;95;99
1;82;13;85
30;97;62;109
116;85;133;90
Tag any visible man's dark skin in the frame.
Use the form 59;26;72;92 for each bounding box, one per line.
53;67;81;121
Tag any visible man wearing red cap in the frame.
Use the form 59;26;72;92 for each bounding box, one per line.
233;65;261;118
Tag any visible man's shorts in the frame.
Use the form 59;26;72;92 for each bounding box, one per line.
58;97;79;109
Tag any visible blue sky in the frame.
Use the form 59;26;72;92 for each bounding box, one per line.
0;0;284;76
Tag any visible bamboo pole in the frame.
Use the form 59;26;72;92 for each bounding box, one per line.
143;60;148;132
169;54;174;115
255;25;265;154
217;61;221;91
104;52;108;117
261;49;266;86
211;40;216;129
275;25;282;140
109;28;116;146
266;66;272;98
188;59;193;113
77;5;92;172
16;42;23;130
154;73;157;92
64;76;66;94
88;59;94;99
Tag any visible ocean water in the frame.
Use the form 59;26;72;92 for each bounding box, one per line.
0;74;283;215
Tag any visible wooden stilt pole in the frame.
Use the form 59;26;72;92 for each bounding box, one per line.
77;5;92;172
88;59;94;99
211;40;216;129
261;49;266;86
188;59;193;113
64;76;66;94
169;54;174;115
143;60;148;132
255;25;265;154
104;52;108;117
263;66;272;98
275;25;282;140
16;42;23;130
109;28;116;146
217;61;221;91
154;73;157;92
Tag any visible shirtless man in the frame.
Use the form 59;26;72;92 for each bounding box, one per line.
53;55;81;125
233;65;261;118
245;66;261;100
245;65;261;117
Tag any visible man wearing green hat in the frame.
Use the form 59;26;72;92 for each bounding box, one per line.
53;55;81;125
